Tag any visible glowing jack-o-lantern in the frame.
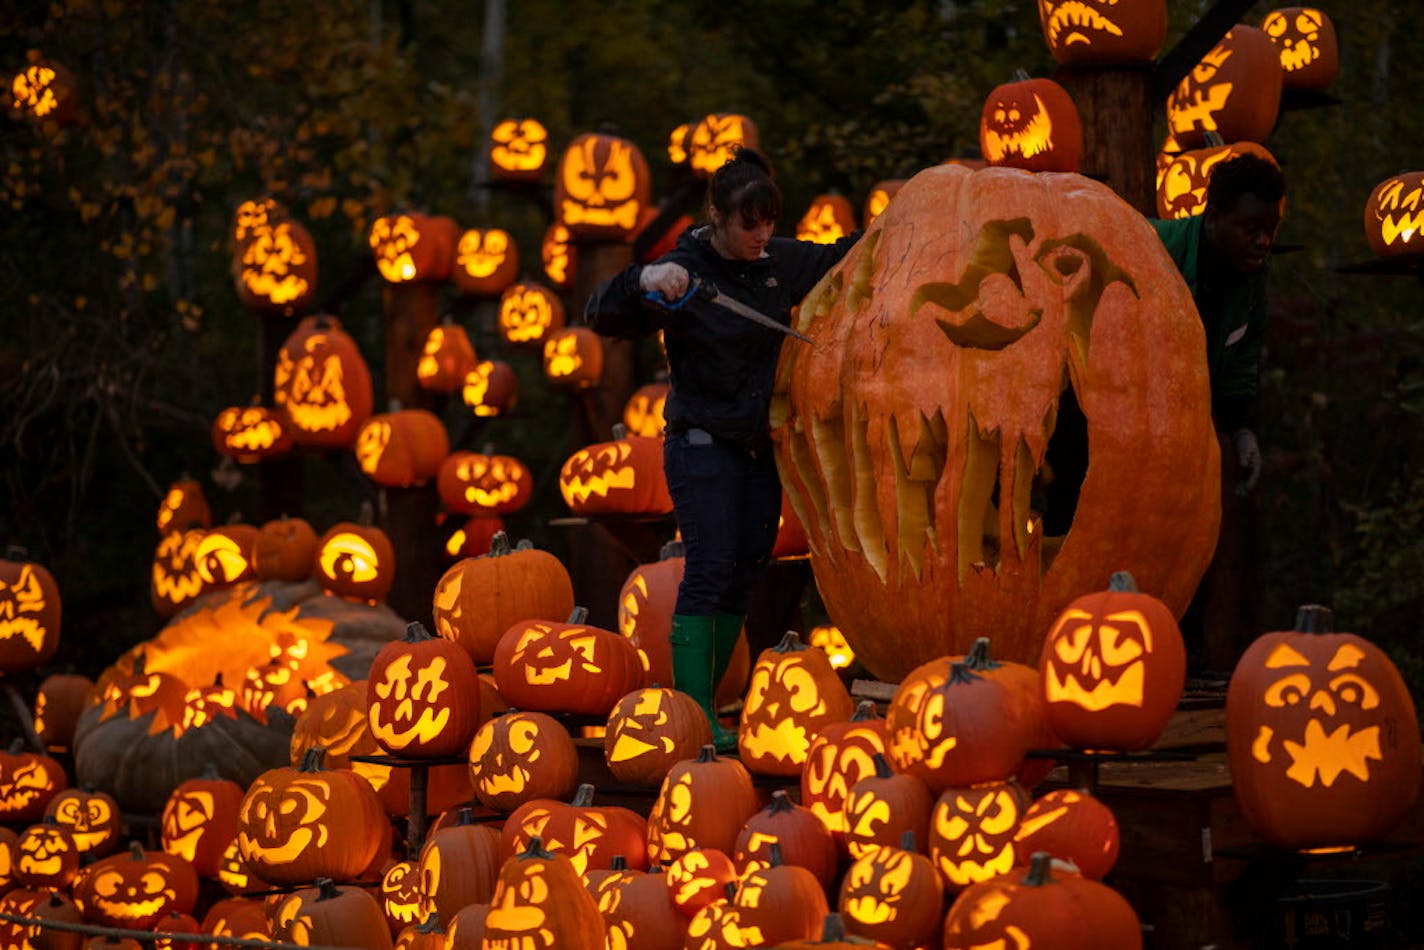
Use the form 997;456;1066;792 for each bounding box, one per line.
665;848;737;918
733;789;837;885
808;624;855;670
1039;571;1186;751
1014;787;1120;879
555;132;653;240
367;621;482;757
71;841;200;930
443;513;505;561
493;608;644;717
541;223;577;292
622;381;669;438
590;861;685;950
688;113;760;177
838;831;943;950
1261;7;1339;91
1036;0;1167;65
980;76;1083;173
0;549;61;673
1226;605;1423;850
500;281;566;346
841;753;933;862
482;839;605;950
45;786;121;857
461;359;520;418
156;478;211;534
380;859;422;936
415;809;502;926
273;314;374;448
738;630;856;777
864;179;906;227
193;522;258;589
271;877;393;949
800;700;888;845
233;217;318;314
731;843;829;946
453;228;520;297
543;325;605;389
9;58;77;125
151;529;207;618
796;194;858;245
437;451;534;515
559;424;672;515
180;675;241;731
15;819;80;889
501;783;649;880
467;710;580;812
211;401;293;463
646;745;760;865
354;409;450;488
929;780;1028;892
159;767;244;877
1156;140;1279;220
1363;172;1424;260
417;322;478;393
368;212;460;284
490;117;550;183
1166;26;1283;149
314;515;395;603
603;686;712;787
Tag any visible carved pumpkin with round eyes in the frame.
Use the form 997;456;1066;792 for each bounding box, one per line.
437;451;534;516
15;819;80;889
72;842;200;929
151;529;208;618
665;848;738;918
271;877;394;949
233;217;319;314
647;745;760;865
559;425;672;515
490;117;550;182
837;831;942;950
468;711;580;812
796;194;858;245
481;839;605;950
501;783;649;880
841;753;933;862
236;748;388;885
156;478;212;534
622;381;670;438
687;113;760;178
253;515;318;582
194;522;258;589
211;402;293;463
604;686;713;787
461;359;520;418
355;409;450;489
494;608;644;717
732;843;829;946
979;76;1082;173
1156;140;1279;220
738;630;856;777
498;281;566;346
367;621;482;757
45;786;122;857
368;212;459;284
1167;26;1283;149
159;767;245;877
555;132;653;240
314;516;395;603
928;780;1028;892
800;700;888;845
453;228;520;297
1226;605;1423;850
733;789;837;886
10;58;78;125
1036;0;1166;65
0;549;61;673
540;224;577;291
1261;7;1338;92
34;671;93;754
771;163;1219;681
416;322;479;393
1014;788;1120;880
590;862;685;950
1039;571;1186;752
381;859;422;936
1363;172;1424;260
273;314;374;447
543;326;604;389
414;809;502;926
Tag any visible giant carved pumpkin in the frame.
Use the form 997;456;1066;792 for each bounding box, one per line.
273;314;374;447
1156;140;1279;220
1166;26;1283;149
490;117;549;182
493;608;644;717
453;228;520;297
1036;0;1166;65
1261;7;1339;92
1226;605;1422;850
980;75;1082;173
1363;172;1424;260
369;213;459;284
0;548;61;673
688;113;759;178
555;132;653;240
770;163;1219;679
560;424;672;516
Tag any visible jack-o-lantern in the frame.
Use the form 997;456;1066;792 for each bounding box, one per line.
646;745;760;865
807;624;855;670
381;859;422;936
770;163;1219;680
555;132;653;240
415;810;502;926
838;831;942;950
541;223;577;292
1156;140;1280;220
0;827;17;891
732;843;829;946
369;212;459;284
355;409;450;488
1039;571;1186;751
417;322;479;393
733;789;837;886
0;548;61;673
543;325;604;389
253;515;318;582
1014;788;1120;879
800;700;889;846
95;653;190;737
71;841;200;930
490;117;550;183
559;424;672;515
738;630;855;777
494;608;644;717
864;179;905;227
453;228;520;296
0;885;46;949
461;359;520;417
623;381;670;438
501;783;649;879
211;401;293;463
34;671;93;754
1261;7;1339;91
841;753;933;862
443;514;505;560
181;674;242;731
159;766;245;877
688;113;760;177
314;512;395;603
45;786;121;857
273;314;374;447
500;280;566;346
233;217;319;314
1226;605;1423;850
437;451;534;515
156;477;212;534
151;529;207;618
1036;0;1166;65
1166;25;1283;149
203;895;272;939
665;848;738;919
1363;172;1424;260
683;886;744;950
481;839;605;950
604;686;713;787
194;521;259;589
928;780;1028;892
433;532;575;664
233;197;287;243
15;818;80;889
236;748;388;885
216;828;267;895
33;891;87;947
368;621;482;757
980;76;1082;173
9;57;78;125
271;877;394;949
590;861;685;950
796;194;858;245
467;710;580;811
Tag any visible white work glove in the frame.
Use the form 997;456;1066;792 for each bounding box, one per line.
639;262;690;301
1233;428;1261;497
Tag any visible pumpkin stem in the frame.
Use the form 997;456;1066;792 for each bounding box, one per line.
567;606;590;624
945;660;981;686
1022;851;1054;886
767;842;785;867
660;539;685;560
964;637;1001;671
454;807;475;826
416;914;444;934
767;790;794;814
773;630;806;653
899;830;919;852
1295;605;1333;633
610;855;628;871
872;753;894;780
314;878;342;901
1013;67;1031;81
1203;131;1226;147
571;783;596;807
358;499;375;526
298;746;327;772
128;841;146;861
612;423;628;439
724;881;738;900
850;699;879;722
201;762;221;780
695;744;718;763
515;538;534;551
489;531;512;557
519;837;557;861
405;621;434;642
1108;571;1140;593
820;913;849;941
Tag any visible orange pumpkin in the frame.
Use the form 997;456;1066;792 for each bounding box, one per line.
1037;0;1166;65
1261;7;1339;92
543;326;604;390
622;381;670;438
273;314;374;448
233;215;319;314
0;548;61;673
437;451;534;516
270;877;393;949
540;223;577;291
1156;140;1280;220
71;841;200;930
211;401;293;463
314;513;395;603
738;630;855;777
494;608;644;717
481;838;605;950
928;780;1028;892
368;212;460;284
490;117;550;182
355;409;450;488
800;700;889;846
795;193;858;244
979;75;1082;173
500;783;649;878
559;425;671;516
415;809;502;926
453;227;520;296
155;477;212;534
664;848;738;919
646;745;760;865
34;672;93;754
603;685;713;787
367;621;483;757
416;322;479;393
555;132;652;240
1166;25;1283;149
1014;788;1120;880
467;711;580;812
837;831;943;950
461;359;520;418
253;515;319;582
159;765;245;876
841;753;933;862
1363;172;1424;260
732;789;837;886
730;843;829;946
687;113;759;178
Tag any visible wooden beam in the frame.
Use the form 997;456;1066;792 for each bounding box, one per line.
1152;0;1261;104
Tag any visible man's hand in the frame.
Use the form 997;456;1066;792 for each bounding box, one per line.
1233;428;1261;496
639;262;690;301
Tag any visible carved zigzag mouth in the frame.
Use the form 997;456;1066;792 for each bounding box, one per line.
1045;2;1124;47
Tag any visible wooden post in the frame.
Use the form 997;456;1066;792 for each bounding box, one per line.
256;310;305;522
1054;65;1156;214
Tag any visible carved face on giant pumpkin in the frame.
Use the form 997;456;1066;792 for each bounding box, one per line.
771;163;1219;679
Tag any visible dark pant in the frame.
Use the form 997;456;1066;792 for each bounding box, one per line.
664;429;782;617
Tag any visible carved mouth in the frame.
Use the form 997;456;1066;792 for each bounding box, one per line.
1045;2;1124;47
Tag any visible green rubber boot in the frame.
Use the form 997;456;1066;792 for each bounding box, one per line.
670;614;738;752
711;611;746;685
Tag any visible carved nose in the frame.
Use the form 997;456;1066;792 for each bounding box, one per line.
1309;690;1336;716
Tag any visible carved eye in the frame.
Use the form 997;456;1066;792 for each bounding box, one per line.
1264;672;1311;708
1328;673;1379;711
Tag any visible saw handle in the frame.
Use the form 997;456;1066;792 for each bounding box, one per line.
644;274;714;309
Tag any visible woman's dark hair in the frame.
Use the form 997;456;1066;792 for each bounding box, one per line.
708;146;782;224
1206;153;1286;214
